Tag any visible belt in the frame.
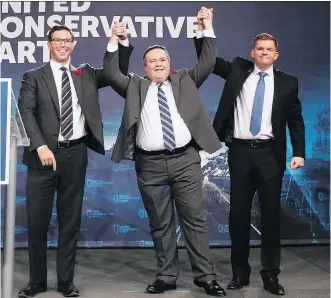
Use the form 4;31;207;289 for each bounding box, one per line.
232;138;273;148
57;136;86;149
136;141;194;156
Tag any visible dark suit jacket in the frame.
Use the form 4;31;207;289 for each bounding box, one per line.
102;37;221;163
194;38;305;171
18;43;133;168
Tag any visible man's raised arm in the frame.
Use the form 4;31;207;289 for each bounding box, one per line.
187;7;217;88
194;7;232;79
103;21;131;98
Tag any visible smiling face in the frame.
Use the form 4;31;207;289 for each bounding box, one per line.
251;39;279;71
144;48;170;83
47;29;74;65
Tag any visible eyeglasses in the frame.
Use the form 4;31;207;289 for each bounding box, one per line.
51;38;74;45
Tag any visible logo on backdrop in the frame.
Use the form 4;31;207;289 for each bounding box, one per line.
86;179;113;188
113;225;140;234
112;194;140;204
86;209;113;219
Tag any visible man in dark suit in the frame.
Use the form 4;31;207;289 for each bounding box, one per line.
17;24;133;298
195;8;305;296
102;17;226;296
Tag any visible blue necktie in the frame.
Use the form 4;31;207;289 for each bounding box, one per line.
157;83;176;151
250;71;267;136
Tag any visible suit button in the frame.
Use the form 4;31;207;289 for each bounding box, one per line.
53;134;57;138
135;116;138;119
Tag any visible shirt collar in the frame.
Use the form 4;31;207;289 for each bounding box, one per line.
50;59;70;73
151;79;170;87
253;64;274;77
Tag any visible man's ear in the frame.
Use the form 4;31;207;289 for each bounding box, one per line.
274;52;279;61
251;49;255;60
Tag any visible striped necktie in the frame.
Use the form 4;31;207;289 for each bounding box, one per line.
157;83;176;151
60;67;73;139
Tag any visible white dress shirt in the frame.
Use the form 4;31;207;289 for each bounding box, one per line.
37;60;86;151
50;59;86;142
196;31;274;140
233;65;274;140
107;30;216;151
136;80;192;150
37;39;129;152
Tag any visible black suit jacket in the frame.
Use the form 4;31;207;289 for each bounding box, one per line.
194;38;305;171
18;43;133;168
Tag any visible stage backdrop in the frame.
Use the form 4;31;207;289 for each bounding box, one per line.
0;1;329;248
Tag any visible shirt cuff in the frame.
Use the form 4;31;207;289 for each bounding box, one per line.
107;43;118;52
203;28;216;38
107;38;129;52
37;145;47;152
119;38;129;47
196;30;204;39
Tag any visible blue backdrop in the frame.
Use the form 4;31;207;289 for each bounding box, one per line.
0;1;329;247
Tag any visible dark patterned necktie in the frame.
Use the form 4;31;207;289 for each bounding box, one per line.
157;83;176;151
60;67;73;139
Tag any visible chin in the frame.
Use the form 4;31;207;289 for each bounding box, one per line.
59;58;69;63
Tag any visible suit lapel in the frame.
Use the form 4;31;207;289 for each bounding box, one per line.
70;65;83;105
140;74;179;107
271;68;282;123
169;73;179;106
140;78;151;107
234;67;253;100
42;63;60;115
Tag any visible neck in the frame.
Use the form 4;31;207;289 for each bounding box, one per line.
256;64;272;72
51;58;69;66
152;79;166;83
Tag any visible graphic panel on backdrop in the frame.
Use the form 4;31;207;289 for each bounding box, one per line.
0;1;329;247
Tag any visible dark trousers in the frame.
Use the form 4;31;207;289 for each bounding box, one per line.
135;146;215;283
228;139;283;282
26;143;87;284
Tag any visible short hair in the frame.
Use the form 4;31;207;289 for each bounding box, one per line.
252;33;278;50
143;45;169;65
47;25;74;42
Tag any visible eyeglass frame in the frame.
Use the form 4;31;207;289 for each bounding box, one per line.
51;38;74;45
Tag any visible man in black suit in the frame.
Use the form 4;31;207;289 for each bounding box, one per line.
195;8;305;296
17;24;133;298
103;17;226;296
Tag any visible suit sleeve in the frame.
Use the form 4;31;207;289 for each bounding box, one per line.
102;46;131;98
193;37;232;79
288;78;305;158
187;37;217;88
17;72;46;152
90;43;134;89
